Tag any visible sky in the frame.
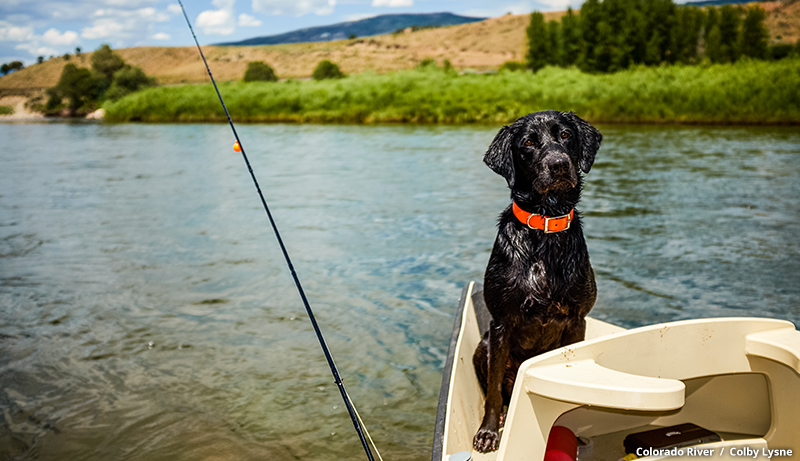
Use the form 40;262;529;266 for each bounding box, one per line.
0;0;588;66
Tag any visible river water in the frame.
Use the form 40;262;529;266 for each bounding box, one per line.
1;122;798;460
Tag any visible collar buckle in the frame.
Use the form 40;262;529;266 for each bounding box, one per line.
543;213;572;233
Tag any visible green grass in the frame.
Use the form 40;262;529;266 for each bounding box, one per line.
104;58;800;124
0;105;14;115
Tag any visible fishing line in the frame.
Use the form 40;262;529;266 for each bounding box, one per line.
176;2;379;460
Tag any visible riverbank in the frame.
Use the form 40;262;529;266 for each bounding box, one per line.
104;59;800;125
0;95;45;121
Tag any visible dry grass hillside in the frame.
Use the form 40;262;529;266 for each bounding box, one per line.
0;11;558;94
0;1;797;95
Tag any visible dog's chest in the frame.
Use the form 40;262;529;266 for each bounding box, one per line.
512;240;572;295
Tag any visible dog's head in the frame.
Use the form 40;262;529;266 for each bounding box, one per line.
484;111;602;195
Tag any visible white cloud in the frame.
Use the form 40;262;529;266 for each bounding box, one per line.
344;13;377;21
197;10;235;35
0;22;35;42
42;28;79;45
15;43;58;58
78;5;177;40
1;21;78;60
137;7;171;22
463;0;577;16
535;0;582;10
238;13;262;26
167;4;184;15
152;32;171;40
252;0;336;17
82;19;126;39
371;0;413;6
196;0;236;35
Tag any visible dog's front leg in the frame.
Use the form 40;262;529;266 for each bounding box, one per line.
473;319;510;453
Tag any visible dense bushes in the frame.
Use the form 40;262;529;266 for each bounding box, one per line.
104;59;800;124
105;65;156;101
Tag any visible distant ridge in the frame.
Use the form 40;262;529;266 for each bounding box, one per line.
215;12;486;46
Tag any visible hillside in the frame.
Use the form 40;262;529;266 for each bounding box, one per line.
0;11;555;94
0;1;797;96
216;12;486;46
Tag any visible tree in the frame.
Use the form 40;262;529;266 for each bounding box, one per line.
1;61;24;75
91;44;125;81
705;24;723;62
526;12;548;72
704;7;721;61
54;63;99;113
561;8;582;67
673;6;705;64
243;61;278;82
578;0;602;72
76;47;82;55
740;5;768;60
312;60;344;80
546;20;562;66
37;56;44;64
642;0;677;65
717;5;742;63
595;0;640;71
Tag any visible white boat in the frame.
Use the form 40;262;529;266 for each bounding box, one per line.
432;282;800;461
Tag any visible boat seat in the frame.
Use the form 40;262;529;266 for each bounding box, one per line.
526;359;685;411
494;318;800;461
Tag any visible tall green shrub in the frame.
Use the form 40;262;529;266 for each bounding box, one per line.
312;60;344;80
243;61;278;82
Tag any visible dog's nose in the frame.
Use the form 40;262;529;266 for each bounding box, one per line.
545;154;571;177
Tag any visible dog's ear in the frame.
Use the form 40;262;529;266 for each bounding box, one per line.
564;111;602;173
484;125;516;187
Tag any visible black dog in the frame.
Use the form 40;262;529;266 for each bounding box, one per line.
472;111;601;453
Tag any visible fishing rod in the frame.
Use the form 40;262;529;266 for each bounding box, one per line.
176;2;380;460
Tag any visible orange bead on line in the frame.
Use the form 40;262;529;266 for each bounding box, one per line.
233;141;241;152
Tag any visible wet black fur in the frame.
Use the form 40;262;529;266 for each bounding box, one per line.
472;111;602;453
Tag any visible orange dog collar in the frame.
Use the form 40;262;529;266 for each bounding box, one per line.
512;202;574;233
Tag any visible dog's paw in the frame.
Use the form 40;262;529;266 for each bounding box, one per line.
473;427;500;453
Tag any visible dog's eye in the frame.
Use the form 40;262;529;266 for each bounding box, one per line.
524;140;533;146
561;132;570;139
